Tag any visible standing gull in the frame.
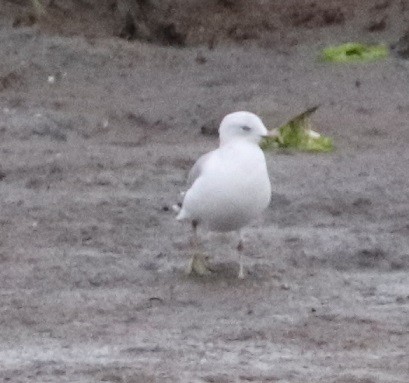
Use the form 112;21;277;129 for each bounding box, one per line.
175;111;273;278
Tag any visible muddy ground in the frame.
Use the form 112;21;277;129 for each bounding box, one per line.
0;1;409;382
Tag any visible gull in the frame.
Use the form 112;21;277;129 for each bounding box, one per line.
175;111;273;278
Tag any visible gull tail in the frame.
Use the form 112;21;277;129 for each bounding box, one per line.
175;207;188;221
173;191;188;220
172;203;182;213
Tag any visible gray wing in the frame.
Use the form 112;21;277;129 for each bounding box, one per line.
187;151;214;186
173;150;215;217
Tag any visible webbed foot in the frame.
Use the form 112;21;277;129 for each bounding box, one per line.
186;254;212;276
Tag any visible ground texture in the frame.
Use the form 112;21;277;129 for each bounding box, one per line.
0;1;409;382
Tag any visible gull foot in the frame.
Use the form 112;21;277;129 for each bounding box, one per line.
186;254;212;276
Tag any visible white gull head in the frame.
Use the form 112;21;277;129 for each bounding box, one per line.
219;111;269;146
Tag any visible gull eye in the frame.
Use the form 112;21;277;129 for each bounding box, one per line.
241;126;251;132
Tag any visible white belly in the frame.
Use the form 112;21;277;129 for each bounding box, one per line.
180;142;271;232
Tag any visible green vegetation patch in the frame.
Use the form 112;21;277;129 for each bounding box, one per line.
262;106;334;153
321;42;388;63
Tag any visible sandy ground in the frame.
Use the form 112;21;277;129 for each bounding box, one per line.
1;1;409;382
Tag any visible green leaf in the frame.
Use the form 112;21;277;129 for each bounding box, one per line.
321;42;388;63
261;106;334;153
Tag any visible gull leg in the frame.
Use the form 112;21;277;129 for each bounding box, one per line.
186;220;212;276
185;254;194;275
237;231;245;279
